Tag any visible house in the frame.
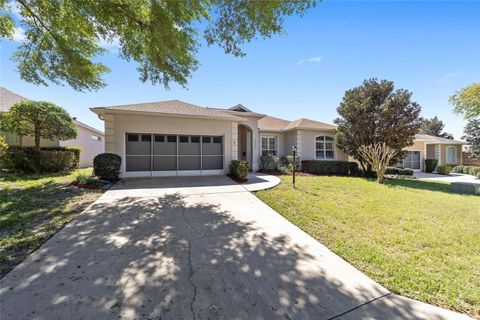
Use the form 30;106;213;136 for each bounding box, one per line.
91;99;465;178
0;87;104;167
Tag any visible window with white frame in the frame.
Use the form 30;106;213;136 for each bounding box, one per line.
261;136;277;156
446;146;457;164
316;136;334;160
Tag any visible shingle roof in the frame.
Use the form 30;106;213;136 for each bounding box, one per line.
258;116;291;131
414;134;464;144
91;100;245;121
259;116;336;132
284;118;336;131
0;87;28;112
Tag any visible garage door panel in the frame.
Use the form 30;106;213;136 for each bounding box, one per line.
202;156;223;170
126;156;151;172
202;137;223;155
153;156;177;171
178;156;201;170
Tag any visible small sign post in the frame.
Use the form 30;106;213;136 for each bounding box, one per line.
292;145;297;188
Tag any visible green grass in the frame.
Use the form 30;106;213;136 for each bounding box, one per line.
256;176;480;317
0;168;103;277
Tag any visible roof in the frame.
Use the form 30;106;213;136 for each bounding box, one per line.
0;87;28;112
73;119;104;136
414;134;464;145
258;116;336;132
258;116;292;131
91;100;245;121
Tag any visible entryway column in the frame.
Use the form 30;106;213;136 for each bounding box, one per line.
232;122;238;161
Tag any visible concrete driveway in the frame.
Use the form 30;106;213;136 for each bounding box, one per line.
0;175;471;320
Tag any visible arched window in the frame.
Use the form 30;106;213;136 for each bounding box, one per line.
316;136;334;160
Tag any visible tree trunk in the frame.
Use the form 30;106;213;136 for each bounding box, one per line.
34;134;40;149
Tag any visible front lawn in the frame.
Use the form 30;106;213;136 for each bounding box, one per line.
0;168;103;277
256;176;480;318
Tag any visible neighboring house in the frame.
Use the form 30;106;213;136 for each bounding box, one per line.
401;134;464;171
0;87;104;167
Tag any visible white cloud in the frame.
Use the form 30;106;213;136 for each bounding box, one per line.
11;27;26;42
438;72;459;83
296;56;322;66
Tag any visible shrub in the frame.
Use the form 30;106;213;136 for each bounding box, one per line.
452;166;464;173
436;165;453;175
93;153;122;181
260;155;280;171
477;172;480;179
398;168;414;176
463;166;472;174
75;172;91;184
301;160;358;176
468;167;480;176
229;160;249;180
66;146;82;168
281;155;300;171
0;136;8;157
1;147;75;173
424;159;438;173
385;166;400;175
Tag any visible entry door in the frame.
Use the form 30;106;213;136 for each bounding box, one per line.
403;151;421;170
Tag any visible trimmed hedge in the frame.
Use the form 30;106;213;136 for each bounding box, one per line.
436;165;453;175
282;155;300;171
93;153;122;181
229;160;249;180
452;165;464;173
0;146;76;173
424;159;438;173
66;146;82;168
301;160;359;176
468;167;480;176
385;166;414;176
260;155;280;171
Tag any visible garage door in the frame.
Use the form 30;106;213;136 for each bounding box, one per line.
125;133;224;177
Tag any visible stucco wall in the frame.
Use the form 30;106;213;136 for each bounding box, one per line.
108;114;234;176
60;125;104;167
21;136;59;147
296;130;347;161
426;144;436;159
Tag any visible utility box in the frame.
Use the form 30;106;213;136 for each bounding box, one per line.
451;182;480;195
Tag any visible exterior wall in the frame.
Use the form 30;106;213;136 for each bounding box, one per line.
60;125;104;167
296;130;347;161
109;114;234;176
462;152;480;167
403;140;426;171
440;144;462;166
21;136;59;147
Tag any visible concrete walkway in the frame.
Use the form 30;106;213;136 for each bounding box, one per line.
0;176;472;320
415;172;480;184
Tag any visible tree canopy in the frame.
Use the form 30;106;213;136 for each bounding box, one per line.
334;79;422;172
0;101;77;148
463;119;480;161
0;0;315;91
419;116;453;139
449;83;480;119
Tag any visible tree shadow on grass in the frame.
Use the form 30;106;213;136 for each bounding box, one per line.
0;191;465;320
384;178;456;194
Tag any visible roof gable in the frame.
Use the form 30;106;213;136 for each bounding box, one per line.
229;104;252;112
0;87;28;112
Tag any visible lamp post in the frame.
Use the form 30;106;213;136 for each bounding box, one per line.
292;145;297;188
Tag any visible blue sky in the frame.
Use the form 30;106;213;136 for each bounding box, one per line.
1;1;479;139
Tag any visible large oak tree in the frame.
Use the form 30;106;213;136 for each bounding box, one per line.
334;79;422;173
0;0;315;91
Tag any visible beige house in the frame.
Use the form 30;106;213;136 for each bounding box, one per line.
0;87;104;167
91;99;465;178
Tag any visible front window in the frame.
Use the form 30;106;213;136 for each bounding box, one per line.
261;136;277;156
446;146;457;164
316;136;334;160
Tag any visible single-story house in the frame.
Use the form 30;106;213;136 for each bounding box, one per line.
0;87;104;167
91;99;461;178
